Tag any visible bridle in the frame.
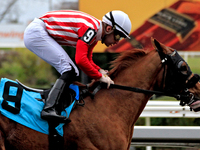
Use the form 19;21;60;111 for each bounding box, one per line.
92;49;199;106
157;49;192;91
156;48;199;105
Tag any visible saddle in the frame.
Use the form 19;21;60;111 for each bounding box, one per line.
16;79;86;106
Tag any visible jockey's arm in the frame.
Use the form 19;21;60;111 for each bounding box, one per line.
75;40;114;88
75;39;102;79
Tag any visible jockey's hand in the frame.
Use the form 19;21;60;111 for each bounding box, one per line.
99;69;108;75
189;100;200;112
99;74;114;89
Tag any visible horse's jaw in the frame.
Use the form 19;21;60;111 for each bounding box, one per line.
189;82;200;99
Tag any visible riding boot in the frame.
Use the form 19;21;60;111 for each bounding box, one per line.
41;79;66;122
41;69;76;122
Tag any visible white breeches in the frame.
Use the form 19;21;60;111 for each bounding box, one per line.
23;18;79;76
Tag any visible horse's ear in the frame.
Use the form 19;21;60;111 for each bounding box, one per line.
151;37;162;51
151;37;175;54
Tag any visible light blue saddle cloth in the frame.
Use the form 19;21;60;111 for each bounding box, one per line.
0;78;79;136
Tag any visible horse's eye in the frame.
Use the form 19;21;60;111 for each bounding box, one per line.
177;61;183;69
177;61;188;74
179;64;188;75
180;65;187;71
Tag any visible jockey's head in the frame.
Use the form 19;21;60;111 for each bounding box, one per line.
101;10;132;45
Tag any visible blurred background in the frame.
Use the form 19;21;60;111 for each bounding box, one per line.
1;0;200;150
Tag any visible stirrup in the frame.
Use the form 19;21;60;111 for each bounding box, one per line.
41;110;64;119
63;110;71;123
41;109;71;123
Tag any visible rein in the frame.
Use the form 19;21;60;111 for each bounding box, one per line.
95;82;193;101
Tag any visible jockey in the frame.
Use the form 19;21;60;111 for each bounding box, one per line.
23;10;132;122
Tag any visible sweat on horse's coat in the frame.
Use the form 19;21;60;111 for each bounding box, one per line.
0;78;79;136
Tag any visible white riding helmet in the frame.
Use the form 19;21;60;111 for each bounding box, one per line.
102;10;132;39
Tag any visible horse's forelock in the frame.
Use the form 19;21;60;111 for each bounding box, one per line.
109;49;148;78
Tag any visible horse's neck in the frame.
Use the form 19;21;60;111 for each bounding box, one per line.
109;70;155;123
114;51;162;92
95;51;162;127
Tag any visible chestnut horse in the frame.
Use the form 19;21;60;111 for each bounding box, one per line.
0;38;198;150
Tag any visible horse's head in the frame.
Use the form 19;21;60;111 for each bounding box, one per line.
109;37;199;105
151;37;199;101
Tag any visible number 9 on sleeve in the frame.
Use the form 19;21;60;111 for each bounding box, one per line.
80;28;97;44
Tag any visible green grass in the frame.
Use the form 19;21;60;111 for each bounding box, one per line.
153;96;176;101
187;57;200;74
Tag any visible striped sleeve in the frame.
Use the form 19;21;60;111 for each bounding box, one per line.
39;10;101;46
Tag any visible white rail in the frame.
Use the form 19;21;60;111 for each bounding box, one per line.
140;101;200;118
132;101;200;149
179;51;200;62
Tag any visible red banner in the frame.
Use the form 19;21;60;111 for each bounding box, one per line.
106;0;200;52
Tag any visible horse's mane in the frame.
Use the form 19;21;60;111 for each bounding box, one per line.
73;49;149;92
109;49;148;78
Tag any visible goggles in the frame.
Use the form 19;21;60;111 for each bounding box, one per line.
114;30;126;41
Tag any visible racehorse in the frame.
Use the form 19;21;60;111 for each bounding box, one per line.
0;37;198;150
